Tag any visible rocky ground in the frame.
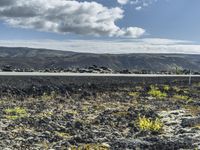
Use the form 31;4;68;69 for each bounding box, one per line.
3;64;199;75
0;80;200;149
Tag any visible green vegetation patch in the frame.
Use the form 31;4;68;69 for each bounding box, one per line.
4;107;28;120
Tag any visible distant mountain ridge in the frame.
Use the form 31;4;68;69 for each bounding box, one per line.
0;47;77;58
0;46;200;71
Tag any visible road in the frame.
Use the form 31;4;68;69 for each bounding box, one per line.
0;72;199;77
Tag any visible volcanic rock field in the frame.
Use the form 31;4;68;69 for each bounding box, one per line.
0;76;200;150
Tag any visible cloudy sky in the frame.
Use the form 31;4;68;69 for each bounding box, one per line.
0;0;200;54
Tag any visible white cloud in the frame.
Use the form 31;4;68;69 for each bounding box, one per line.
135;6;142;10
0;0;145;38
0;39;199;54
122;27;146;38
130;0;158;9
117;0;129;5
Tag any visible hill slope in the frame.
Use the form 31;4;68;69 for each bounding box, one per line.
0;47;200;71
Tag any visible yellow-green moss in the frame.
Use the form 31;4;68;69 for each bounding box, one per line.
148;86;167;99
4;107;28;120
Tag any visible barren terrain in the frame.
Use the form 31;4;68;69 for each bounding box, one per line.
0;76;200;149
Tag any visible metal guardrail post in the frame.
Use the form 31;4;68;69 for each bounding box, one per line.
189;70;192;85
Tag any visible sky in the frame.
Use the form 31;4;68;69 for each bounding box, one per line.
0;0;200;54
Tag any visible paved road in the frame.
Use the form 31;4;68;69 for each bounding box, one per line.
0;72;199;77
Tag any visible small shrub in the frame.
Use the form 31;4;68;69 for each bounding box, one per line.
55;131;72;139
184;106;200;116
41;91;57;101
148;86;167;99
36;111;53;118
93;104;106;111
163;85;170;91
173;95;190;101
69;143;110;150
112;111;129;117
173;86;181;92
4;107;28;120
128;92;139;97
65;109;78;115
137;116;163;132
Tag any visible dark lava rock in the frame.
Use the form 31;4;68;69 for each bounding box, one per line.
111;139;151;150
74;121;83;130
181;117;200;127
111;137;195;150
